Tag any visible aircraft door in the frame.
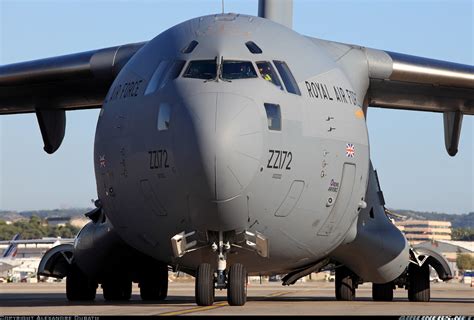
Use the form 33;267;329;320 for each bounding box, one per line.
317;162;356;236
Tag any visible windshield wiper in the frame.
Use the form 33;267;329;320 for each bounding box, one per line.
204;56;231;83
218;56;231;82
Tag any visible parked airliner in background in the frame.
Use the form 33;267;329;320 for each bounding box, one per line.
0;234;74;274
0;234;21;273
0;0;472;306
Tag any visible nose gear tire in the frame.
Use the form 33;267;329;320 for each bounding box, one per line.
195;263;215;306
227;263;247;306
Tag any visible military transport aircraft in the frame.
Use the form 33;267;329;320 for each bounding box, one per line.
0;0;472;306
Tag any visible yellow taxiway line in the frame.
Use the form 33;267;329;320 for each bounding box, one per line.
159;291;294;316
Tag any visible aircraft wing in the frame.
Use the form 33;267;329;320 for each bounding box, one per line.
0;260;19;273
0;238;75;245
0;42;146;153
310;37;474;156
364;50;473;116
364;49;473;156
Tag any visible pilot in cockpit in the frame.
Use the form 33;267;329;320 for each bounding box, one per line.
257;61;283;90
258;65;273;82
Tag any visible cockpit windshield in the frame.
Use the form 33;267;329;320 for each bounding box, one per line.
183;60;216;80
221;61;257;79
183;60;257;80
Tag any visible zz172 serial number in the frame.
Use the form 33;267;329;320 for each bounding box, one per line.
267;150;292;170
148;149;169;169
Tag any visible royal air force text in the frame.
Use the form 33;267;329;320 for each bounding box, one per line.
305;81;357;106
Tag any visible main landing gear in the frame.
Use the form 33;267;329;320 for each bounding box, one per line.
372;282;394;301
371;263;430;302
407;263;430;302
335;262;431;302
139;261;169;301
195;232;248;306
66;260;169;302
66;264;97;301
335;266;357;301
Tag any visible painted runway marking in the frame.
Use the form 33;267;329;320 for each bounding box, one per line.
158;301;228;316
265;291;294;298
157;290;294;315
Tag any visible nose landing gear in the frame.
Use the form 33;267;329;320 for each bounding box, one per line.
195;232;248;306
195;263;215;306
227;263;247;306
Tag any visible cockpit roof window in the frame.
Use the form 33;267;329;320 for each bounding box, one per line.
245;41;262;54
222;60;257;80
182;40;199;54
273;61;301;95
183;60;216;80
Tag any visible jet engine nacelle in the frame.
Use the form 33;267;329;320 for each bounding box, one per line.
39;210;151;282
73;218;128;279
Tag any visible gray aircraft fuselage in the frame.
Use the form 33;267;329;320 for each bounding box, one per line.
94;14;371;275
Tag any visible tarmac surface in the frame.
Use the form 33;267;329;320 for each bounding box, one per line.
1;281;473;316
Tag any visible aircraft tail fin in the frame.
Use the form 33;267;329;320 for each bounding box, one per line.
2;234;21;258
258;0;293;29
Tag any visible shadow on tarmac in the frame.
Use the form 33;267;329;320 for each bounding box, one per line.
1;292;473;308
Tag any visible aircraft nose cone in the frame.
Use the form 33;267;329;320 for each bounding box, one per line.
177;92;263;201
214;93;263;200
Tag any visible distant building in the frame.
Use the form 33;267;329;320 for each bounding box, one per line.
70;217;89;228
395;220;451;244
417;240;474;278
46;216;71;227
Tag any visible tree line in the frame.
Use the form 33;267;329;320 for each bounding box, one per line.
451;228;474;241
0;215;80;240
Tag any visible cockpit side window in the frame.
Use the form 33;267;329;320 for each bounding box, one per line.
161;60;185;88
145;60;169;95
183;60;217;80
222;61;257;80
145;60;185;95
256;61;283;90
273;61;301;95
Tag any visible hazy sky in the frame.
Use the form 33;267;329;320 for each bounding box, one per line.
0;0;472;214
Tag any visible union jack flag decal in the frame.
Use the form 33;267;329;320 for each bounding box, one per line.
345;143;355;158
99;155;106;167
